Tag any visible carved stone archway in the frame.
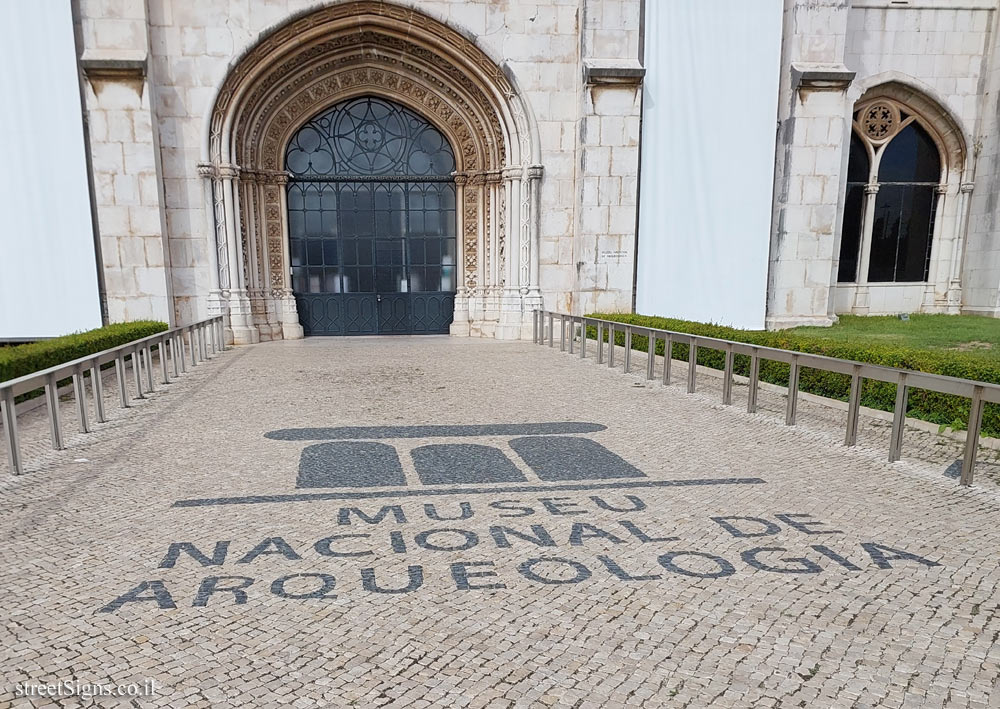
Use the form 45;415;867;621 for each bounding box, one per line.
200;1;542;343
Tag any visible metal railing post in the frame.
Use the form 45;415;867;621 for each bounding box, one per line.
1;387;23;475
747;351;760;413
90;362;107;424
623;326;632;373
785;358;800;426
596;322;604;364
608;325;616;368
177;335;188;373
144;344;156;393
72;366;90;433
722;345;734;405
960;386;984;486
189;330;197;367
687;341;697;393
568;319;575;355
646;333;656;380
579;319;586;359
559;315;566;352
532;310;539;343
662;334;672;386
132;347;145;400
547;314;554;348
171;336;181;377
45;373;63;449
845;369;862;446
160;337;170;384
115;354;130;408
888;372;909;462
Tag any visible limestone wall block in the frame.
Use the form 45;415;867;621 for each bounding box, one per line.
129;206;162;236
608;205;634;234
123;142;157;174
99;206;130;234
113;174;140;206
91;142;125;175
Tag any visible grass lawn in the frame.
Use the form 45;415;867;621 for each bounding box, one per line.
787;314;1000;361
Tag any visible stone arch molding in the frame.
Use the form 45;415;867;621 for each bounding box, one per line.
200;1;543;343
849;74;969;179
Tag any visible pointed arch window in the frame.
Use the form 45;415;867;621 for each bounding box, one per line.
837;99;944;284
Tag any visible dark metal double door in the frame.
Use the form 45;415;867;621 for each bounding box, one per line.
288;179;457;336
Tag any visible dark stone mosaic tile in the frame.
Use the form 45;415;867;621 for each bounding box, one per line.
412;443;527;485
509;436;646;481
296;441;405;488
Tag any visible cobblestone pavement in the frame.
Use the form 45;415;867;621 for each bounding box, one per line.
2;335;1000;708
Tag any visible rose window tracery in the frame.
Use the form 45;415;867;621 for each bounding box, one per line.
861;102;898;141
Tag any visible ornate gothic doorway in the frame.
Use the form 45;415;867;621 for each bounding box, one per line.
285;97;458;335
203;1;543;344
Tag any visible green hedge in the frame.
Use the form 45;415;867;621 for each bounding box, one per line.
587;313;1000;438
0;321;168;384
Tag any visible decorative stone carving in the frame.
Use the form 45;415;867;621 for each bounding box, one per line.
861;102;899;142
204;1;541;341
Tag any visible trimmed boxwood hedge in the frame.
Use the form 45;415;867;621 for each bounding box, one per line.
0;321;168;384
588;312;1000;438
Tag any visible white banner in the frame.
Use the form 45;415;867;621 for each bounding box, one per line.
0;1;101;339
635;0;782;329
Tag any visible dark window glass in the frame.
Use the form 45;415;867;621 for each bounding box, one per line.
867;120;940;283
307;240;323;266
868;185;937;282
837;133;870;283
307;268;324;293
356;239;374;266
356;267;374;293
323;239;338;265
420;268;441;292
290;240;305;267
305;211;321;235
847;132;869;182
409;238;426;266
878;123;940;183
324;268;341;293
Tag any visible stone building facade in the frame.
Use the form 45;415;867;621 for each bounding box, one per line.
69;0;1000;342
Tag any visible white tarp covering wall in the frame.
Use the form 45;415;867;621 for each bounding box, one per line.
0;1;101;340
635;0;782;330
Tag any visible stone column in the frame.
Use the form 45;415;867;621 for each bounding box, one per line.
450;172;471;336
220;164;258;344
275;172;304;340
196;163;227;323
851;183;879;313
468;172;487;335
525;165;545;311
497;166;526;340
948;182;974;313
483;169;504;331
923;185;949;308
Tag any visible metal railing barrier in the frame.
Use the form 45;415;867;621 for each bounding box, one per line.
1;317;226;475
532;310;996;487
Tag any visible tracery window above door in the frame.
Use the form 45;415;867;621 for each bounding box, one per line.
837;98;944;284
285;96;456;179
